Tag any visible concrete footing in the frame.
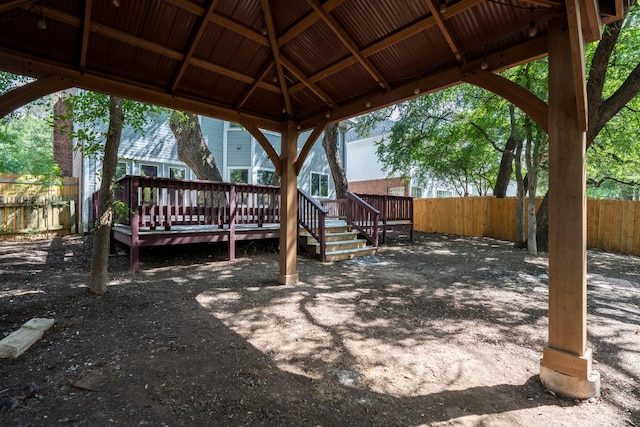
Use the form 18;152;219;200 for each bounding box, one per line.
277;273;299;285
540;364;600;399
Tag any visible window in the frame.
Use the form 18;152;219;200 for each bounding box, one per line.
437;190;453;198
140;164;158;177
257;169;276;186
410;187;423;198
388;187;405;196
230;168;249;183
116;162;127;180
311;172;329;198
170;167;186;179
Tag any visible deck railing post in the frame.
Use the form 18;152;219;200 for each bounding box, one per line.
130;176;140;271
228;183;236;260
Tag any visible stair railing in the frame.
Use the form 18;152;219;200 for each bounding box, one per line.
346;192;380;248
298;188;328;261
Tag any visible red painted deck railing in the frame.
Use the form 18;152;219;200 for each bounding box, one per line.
298;188;328;261
356;194;413;222
346;192;380;247
97;176;281;231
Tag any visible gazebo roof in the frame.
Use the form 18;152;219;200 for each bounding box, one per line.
0;0;624;131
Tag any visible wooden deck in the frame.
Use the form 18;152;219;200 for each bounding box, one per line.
102;176;413;269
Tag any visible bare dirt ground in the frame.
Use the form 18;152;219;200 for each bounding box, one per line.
0;232;638;427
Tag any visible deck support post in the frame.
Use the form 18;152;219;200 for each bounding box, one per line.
540;12;599;399
277;121;299;285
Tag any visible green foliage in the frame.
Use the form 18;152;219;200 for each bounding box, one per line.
0;112;60;176
58;90;165;157
362;80;544;196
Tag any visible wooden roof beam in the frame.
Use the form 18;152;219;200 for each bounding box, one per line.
298;35;549;130
0;48;282;132
79;0;93;72
171;0;221;93
289;0;483;95
306;0;390;90
0;75;73;118
565;0;588;131
235;63;274;109
277;0;346;47
24;3;280;96
424;0;463;62
0;0;31;14
280;57;335;107
579;0;603;43
261;0;293;116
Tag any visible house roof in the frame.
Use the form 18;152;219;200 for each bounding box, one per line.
0;0;625;132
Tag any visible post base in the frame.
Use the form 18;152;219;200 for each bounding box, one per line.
277;273;299;285
540;364;600;399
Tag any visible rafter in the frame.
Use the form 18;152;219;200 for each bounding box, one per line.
280;57;335;107
0;47;282;132
171;0;221;93
289;0;482;95
261;0;292;116
298;35;549;130
0;0;31;14
23;3;280;96
277;0;347;47
235;63;275;109
306;0;389;90
79;0;93;71
423;0;463;61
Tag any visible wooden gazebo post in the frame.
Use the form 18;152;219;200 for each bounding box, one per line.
540;11;599;399
277;120;300;285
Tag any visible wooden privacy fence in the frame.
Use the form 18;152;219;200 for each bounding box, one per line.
414;197;640;256
0;173;78;239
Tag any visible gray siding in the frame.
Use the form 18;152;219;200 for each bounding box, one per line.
227;130;251;167
200;116;224;171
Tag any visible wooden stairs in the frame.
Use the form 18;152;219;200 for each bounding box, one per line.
299;221;377;261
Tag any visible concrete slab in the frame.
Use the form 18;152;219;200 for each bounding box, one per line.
0;318;55;359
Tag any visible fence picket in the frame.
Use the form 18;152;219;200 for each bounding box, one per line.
414;196;640;256
0;173;78;239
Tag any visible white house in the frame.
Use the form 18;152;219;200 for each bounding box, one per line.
345;120;461;198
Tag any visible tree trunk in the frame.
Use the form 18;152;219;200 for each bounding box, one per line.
168;111;222;181
524;117;537;255
53;90;74;176
535;193;549;251
494;135;518;198
535;12;640;251
514;138;525;245
89;96;123;295
321;123;349;199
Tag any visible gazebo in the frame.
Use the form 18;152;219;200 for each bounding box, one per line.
0;0;626;399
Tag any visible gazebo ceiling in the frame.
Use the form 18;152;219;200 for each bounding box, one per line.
0;0;624;132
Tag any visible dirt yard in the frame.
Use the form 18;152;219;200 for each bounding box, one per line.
0;232;638;426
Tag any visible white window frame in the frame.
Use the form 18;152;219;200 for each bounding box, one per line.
257;168;276;186
310;171;329;198
169;166;186;180
140;163;158;177
229;167;250;184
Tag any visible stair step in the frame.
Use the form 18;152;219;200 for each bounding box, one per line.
306;238;368;254
299;226;349;236
302;231;358;244
324;246;377;262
